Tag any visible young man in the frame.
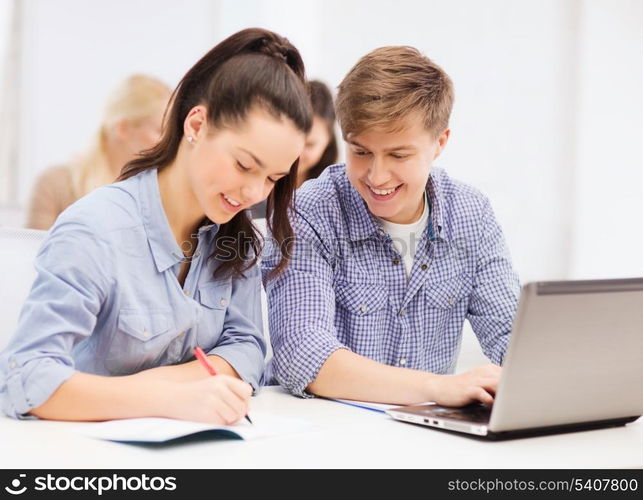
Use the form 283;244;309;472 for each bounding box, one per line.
261;46;520;406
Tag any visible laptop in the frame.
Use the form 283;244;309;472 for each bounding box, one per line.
386;278;643;440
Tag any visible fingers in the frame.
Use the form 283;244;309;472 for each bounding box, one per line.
470;386;494;406
224;376;254;401
217;387;249;424
451;370;498;406
210;405;235;426
212;398;244;425
477;376;498;396
467;365;501;394
469;373;498;405
208;376;252;425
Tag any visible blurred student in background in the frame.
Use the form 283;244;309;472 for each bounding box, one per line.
25;74;171;230
297;80;338;187
250;80;337;219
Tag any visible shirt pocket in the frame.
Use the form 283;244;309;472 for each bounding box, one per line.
334;282;389;356
195;280;233;348
104;310;175;375
423;273;472;310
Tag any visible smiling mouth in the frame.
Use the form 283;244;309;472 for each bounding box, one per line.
368;185;401;196
365;183;404;201
223;194;241;207
221;193;244;213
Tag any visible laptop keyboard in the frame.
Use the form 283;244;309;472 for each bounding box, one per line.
427;404;492;424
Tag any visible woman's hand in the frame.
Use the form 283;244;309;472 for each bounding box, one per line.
164;375;253;424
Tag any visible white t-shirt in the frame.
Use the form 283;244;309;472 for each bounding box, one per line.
376;194;429;279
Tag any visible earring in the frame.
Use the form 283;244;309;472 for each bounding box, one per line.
187;136;194;143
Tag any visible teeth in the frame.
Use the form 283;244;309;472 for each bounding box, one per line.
224;194;241;207
369;186;397;196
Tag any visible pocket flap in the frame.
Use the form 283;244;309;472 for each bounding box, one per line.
423;273;472;309
335;282;388;315
118;311;173;341
198;281;232;310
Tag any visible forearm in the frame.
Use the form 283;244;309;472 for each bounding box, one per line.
28;355;239;421
306;349;439;405
29;371;172;421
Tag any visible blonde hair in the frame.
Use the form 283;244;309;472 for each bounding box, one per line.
336;46;454;139
70;74;170;197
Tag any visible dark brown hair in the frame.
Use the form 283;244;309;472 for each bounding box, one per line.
303;80;338;182
119;28;312;279
336;46;454;138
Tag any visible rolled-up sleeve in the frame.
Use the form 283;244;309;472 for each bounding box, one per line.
262;214;347;397
0;222;110;419
207;264;267;392
466;197;520;365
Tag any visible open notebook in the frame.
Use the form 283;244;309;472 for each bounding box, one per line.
72;412;311;443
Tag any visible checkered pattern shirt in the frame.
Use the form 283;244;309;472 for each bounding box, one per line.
261;164;520;397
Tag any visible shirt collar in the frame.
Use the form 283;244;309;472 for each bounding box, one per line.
339;172;381;242
340;166;445;242
137;168;219;273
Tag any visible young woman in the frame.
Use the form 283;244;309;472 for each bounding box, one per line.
26;74;171;230
250;80;337;218
0;28;312;424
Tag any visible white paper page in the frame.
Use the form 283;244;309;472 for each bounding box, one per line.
72;412;312;443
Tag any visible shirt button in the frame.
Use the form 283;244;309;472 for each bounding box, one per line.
178;332;185;338
421;264;428;271
392;258;400;265
399;358;407;366
448;298;455;306
143;331;150;338
220;298;228;307
184;290;190;296
399;308;406;317
9;361;16;369
359;304;368;314
378;229;385;236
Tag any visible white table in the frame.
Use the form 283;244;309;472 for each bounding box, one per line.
1;386;641;469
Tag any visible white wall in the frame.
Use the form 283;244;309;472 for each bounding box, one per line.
571;0;643;279
0;0;18;205
2;0;642;283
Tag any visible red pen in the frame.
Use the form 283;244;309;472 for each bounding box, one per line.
193;347;253;424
